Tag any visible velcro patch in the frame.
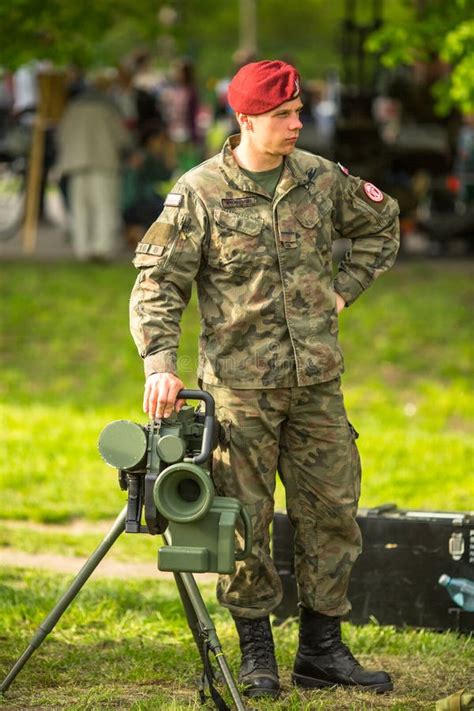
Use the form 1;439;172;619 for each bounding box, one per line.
142;221;173;246
135;243;165;256
221;197;258;208
363;182;384;202
164;193;184;207
355;181;386;213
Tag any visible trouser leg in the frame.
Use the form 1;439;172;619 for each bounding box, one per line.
70;172;91;260
90;171;120;258
278;377;362;617
204;383;288;619
282;381;392;692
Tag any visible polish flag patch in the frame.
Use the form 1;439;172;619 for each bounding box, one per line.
338;162;350;176
364;182;384;202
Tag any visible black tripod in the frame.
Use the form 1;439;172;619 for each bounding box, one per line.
1;391;247;710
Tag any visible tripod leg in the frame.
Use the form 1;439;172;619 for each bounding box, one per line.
173;572;220;708
173;573;208;669
175;570;247;711
161;532;245;710
1;505;127;694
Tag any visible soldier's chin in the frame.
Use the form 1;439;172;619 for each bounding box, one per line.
281;140;298;154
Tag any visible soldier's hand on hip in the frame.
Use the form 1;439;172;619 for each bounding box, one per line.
143;372;186;420
335;293;346;314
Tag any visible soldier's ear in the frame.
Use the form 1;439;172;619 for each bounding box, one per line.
237;112;252;131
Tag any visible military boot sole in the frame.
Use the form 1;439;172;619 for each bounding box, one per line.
239;674;281;699
243;685;280;699
292;671;393;694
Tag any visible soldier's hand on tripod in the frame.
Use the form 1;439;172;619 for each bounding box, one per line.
144;372;186;420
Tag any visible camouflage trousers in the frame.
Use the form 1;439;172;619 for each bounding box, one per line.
204;377;362;619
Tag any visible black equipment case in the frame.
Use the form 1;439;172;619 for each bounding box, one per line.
272;505;474;633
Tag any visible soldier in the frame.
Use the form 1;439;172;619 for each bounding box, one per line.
130;60;399;698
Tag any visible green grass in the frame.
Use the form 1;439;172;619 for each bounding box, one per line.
1;568;472;710
0;519;160;562
1;260;473;522
1;259;473;708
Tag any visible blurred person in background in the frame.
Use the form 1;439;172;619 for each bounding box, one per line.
160;58;200;171
56;75;131;262
205;50;257;158
56;63;87;213
111;59;163;138
12;59;57;223
456;112;474;208
122;118;175;247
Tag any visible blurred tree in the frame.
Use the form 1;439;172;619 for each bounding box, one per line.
366;0;474;115
3;0;459;104
1;0;187;69
0;0;350;92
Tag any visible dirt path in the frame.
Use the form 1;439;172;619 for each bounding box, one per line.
1;518;120;535
0;519;217;582
0;548;174;578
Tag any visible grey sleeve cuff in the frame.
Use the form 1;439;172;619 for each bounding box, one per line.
333;271;366;307
144;351;178;378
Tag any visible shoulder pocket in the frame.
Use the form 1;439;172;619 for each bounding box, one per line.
352;195;386;224
351;182;398;224
133;218;185;270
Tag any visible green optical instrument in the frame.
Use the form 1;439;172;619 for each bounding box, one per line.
98;393;252;574
1;391;251;710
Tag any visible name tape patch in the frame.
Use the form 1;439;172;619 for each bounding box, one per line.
164;193;184;207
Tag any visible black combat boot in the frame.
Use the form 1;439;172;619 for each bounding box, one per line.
233;615;280;698
292;608;393;693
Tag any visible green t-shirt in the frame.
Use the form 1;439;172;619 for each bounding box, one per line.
241;164;283;196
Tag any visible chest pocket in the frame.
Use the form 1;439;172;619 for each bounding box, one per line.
295;197;333;231
210;208;263;275
295;197;334;269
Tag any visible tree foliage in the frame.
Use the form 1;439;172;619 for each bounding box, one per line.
2;0;471;115
1;0;397;76
0;0;163;68
1;0;344;76
366;0;474;115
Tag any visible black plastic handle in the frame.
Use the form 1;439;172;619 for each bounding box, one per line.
177;390;215;465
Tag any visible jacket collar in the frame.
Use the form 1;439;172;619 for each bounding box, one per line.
218;134;311;198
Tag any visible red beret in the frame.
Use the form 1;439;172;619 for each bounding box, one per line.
228;60;300;115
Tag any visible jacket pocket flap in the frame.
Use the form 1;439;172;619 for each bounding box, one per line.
133;252;165;268
295;203;320;228
296;198;332;228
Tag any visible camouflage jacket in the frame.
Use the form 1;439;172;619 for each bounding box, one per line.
129;135;400;388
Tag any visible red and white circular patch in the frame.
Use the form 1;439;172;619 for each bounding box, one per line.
364;182;384;202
